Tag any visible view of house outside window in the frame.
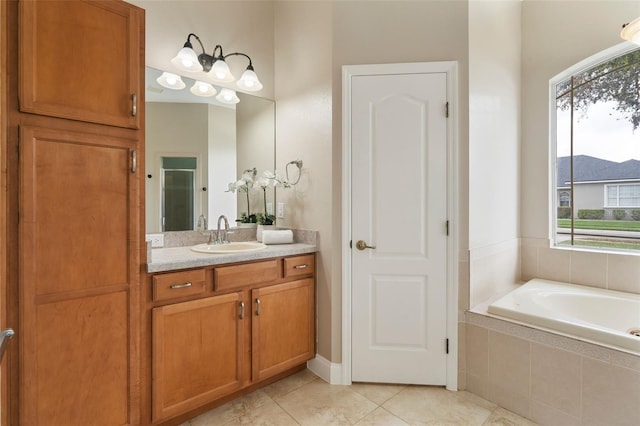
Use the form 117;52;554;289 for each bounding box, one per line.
553;47;640;252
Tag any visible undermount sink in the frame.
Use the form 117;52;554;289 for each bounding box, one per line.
191;241;267;254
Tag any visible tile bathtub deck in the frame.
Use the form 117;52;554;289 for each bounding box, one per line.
181;370;537;426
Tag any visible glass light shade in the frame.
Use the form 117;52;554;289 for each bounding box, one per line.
209;59;235;83
171;47;203;72
156;72;186;90
190;81;217;97
216;88;240;105
621;16;640;45
236;69;263;92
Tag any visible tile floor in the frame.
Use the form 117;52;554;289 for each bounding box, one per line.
181;369;538;425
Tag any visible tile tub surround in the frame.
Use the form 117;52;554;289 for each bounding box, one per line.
182;369;536;426
464;312;640;425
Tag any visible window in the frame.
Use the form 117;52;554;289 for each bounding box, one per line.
551;46;640;252
605;184;640;208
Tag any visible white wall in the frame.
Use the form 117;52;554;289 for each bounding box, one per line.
520;0;640;294
468;0;522;307
208;105;236;224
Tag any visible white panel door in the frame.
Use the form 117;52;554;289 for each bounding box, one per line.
351;72;448;384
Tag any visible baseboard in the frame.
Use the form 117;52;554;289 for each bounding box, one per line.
307;355;344;385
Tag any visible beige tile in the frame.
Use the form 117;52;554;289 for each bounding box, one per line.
570;250;607;289
459;259;471;312
529;400;580;426
354;407;409;426
222;399;299;425
262;369;319;399
488;331;530;397
483;407;538;426
466;372;490;401
582;358;640;426
607;253;640;294
350;382;407;405
520;245;538;281
467;324;489;377
459;322;467;376
190;390;272;426
537;247;570;283
383;386;494;425
274;379;377;425
530;344;581;418
488;382;530;420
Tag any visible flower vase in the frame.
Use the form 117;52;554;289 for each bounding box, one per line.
256;224;276;242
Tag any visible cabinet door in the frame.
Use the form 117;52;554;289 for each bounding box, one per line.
19;126;139;425
19;0;142;128
152;292;245;422
252;279;315;381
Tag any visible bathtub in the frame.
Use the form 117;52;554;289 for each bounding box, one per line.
487;279;640;354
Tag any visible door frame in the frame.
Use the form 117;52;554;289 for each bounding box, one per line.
341;62;459;390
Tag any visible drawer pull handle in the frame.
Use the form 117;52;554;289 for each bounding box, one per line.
255;298;261;316
239;301;245;320
170;282;192;289
293;264;308;269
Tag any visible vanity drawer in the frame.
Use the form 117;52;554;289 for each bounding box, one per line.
284;254;315;279
153;269;207;302
215;260;279;291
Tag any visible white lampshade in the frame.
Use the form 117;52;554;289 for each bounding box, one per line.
621;17;640;45
237;68;263;92
216;88;240;105
171;47;203;72
156;72;185;90
190;81;217;97
210;59;235;83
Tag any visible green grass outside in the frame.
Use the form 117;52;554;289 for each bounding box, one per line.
557;219;640;232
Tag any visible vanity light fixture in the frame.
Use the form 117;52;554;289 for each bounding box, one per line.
156;72;185;90
171;33;263;91
216;88;240;105
190;80;217;97
621;17;640;45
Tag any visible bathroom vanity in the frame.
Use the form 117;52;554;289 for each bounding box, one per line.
143;245;316;425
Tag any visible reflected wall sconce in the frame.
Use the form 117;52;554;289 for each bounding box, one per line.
621;17;640;45
171;33;263;91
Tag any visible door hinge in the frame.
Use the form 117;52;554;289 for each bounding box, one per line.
445;102;449;118
446;338;449;354
349;240;352;249
446;220;449;236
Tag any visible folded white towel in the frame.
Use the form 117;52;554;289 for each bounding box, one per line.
261;229;294;245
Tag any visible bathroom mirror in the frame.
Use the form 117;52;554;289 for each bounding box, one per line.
145;67;275;232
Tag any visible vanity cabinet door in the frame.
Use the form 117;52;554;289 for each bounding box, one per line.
251;279;315;381
152;292;245;422
19;0;142;129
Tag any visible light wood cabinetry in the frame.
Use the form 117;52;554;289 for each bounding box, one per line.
144;254;316;425
19;0;142;129
2;1;145;424
152;292;245;421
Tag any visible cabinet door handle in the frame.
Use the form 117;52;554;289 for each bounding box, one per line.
255;298;261;316
293;264;308;269
131;93;137;117
169;282;192;289
131;150;137;173
239;301;245;320
0;328;15;363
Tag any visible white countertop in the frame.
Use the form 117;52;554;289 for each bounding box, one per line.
147;242;317;273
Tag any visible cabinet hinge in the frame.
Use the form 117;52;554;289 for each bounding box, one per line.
446;338;449;354
445;102;449;118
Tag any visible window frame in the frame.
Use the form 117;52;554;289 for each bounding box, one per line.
549;42;640;253
604;183;640;208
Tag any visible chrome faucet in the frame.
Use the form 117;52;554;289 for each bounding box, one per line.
215;214;231;244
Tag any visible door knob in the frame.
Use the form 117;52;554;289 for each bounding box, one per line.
355;240;376;250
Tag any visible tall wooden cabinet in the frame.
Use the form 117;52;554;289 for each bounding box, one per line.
1;1;144;424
